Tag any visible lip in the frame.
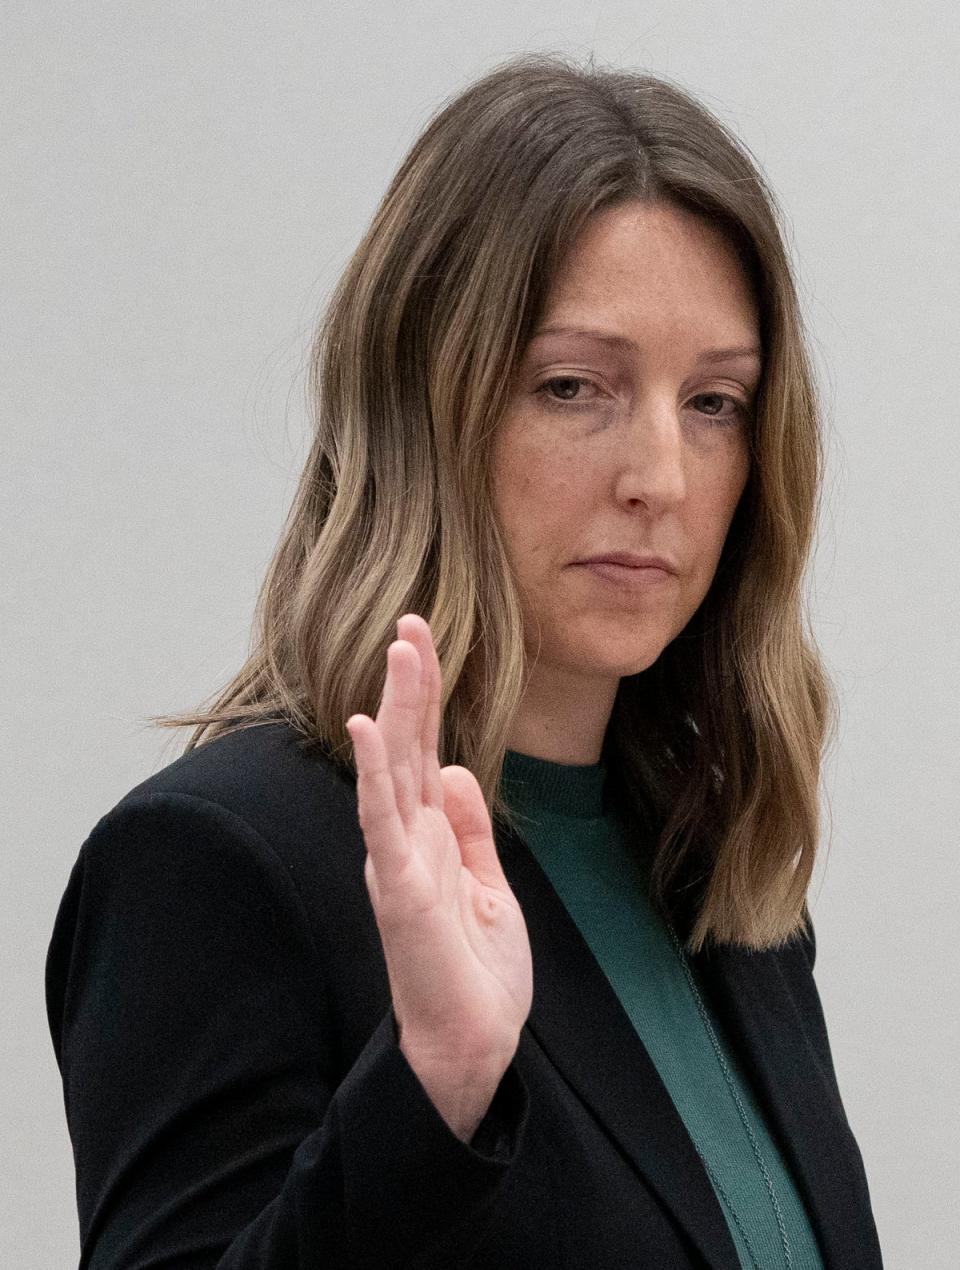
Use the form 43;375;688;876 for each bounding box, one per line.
578;560;676;590
576;552;678;572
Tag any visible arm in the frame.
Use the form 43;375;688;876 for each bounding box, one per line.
45;792;528;1269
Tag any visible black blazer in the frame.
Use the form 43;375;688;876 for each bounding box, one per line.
46;721;883;1269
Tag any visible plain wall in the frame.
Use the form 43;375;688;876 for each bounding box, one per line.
4;4;957;1266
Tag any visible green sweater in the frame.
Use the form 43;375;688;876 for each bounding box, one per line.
501;748;825;1270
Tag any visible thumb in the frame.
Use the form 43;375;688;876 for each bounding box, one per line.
440;766;508;890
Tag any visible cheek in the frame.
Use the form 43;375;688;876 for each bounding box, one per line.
701;438;749;518
701;464;750;563
495;439;586;550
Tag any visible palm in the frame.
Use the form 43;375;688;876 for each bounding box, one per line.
348;614;533;1067
374;796;532;1050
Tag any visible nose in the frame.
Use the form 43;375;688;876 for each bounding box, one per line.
614;397;686;512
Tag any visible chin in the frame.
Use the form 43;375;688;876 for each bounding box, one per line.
590;640;668;680
618;651;666;679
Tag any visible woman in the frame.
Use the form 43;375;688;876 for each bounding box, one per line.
45;53;883;1269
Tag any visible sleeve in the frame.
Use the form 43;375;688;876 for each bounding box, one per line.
45;792;529;1269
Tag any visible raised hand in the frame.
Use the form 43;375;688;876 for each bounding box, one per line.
346;613;533;1142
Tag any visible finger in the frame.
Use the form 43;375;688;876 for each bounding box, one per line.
392;622;426;801
440;766;508;891
375;639;424;828
347;714;412;889
396;613;443;811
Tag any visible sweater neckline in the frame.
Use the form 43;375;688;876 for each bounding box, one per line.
501;748;607;820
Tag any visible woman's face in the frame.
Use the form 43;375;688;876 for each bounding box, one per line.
492;199;760;687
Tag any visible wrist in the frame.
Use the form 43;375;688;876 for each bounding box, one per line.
398;1035;513;1143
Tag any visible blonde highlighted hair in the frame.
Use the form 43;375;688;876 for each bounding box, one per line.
151;52;835;954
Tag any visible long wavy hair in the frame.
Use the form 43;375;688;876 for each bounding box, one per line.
151;51;836;954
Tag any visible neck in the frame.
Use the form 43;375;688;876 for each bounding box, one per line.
505;661;618;765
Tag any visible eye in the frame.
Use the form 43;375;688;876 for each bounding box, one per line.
534;378;752;423
535;376;601;408
689;392;750;425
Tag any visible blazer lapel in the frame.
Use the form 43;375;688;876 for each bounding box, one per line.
693;943;883;1269
498;823;742;1270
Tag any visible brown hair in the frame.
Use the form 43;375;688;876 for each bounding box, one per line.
151;51;835;954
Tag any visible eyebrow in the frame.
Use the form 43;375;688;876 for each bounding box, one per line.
530;325;762;365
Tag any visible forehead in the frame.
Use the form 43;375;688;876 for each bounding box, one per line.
537;201;760;348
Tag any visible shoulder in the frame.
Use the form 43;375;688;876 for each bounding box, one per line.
47;724;388;1087
117;720;357;843
50;722;386;1062
78;721;368;933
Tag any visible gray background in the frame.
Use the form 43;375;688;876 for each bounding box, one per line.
4;4;957;1266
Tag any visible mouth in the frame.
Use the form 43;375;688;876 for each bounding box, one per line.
575;553;677;573
576;560;676;589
